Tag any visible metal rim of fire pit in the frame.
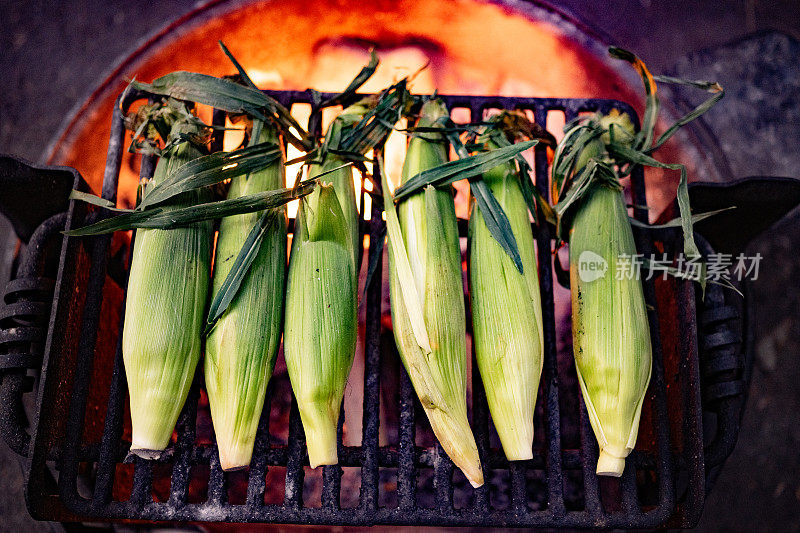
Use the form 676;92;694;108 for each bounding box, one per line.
17;88;714;529
43;0;654;169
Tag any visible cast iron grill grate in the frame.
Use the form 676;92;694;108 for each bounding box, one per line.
21;88;707;528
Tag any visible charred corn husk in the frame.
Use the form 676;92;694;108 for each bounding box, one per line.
469;126;543;461
124;119;213;458
386;99;483;487
283;103;368;467
204;121;287;470
565;111;652;477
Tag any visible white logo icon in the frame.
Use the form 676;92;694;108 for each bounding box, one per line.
578;250;608;282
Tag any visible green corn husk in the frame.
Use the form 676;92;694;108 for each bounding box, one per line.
469;131;544;461
554;48;723;477
283;104;365;468
204;121;287;470
124;120;213;458
566;113;652;477
387;99;483;487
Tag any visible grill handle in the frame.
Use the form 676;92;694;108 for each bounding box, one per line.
688;176;800;485
0;155;83;457
0;213;68;456
693;234;747;474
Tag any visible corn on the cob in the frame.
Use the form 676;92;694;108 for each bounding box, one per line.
283;104;365;468
566;112;651;477
204;122;287;470
469;131;543;462
387;99;483;487
124;119;213;458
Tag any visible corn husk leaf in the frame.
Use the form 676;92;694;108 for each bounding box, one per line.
379;157;431;354
337;80;408;156
69;190;129;212
627;206;734;229
469;132;544;461
607;46;724;264
137;142;281;209
608;142;699;258
124;121;213;457
386;99;483;487
441;124;527;273
319;50;379;108
480;125;555;226
551;124;604;203
568;184;652;476
204;120;287;470
393;140;536;202
284;183;358;467
65;182;314;235
218;41;261;91
204;209;281;336
131;71;311;151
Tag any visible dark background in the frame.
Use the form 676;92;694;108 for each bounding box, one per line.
1;0;799;531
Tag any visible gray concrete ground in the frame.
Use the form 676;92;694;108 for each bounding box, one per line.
1;0;798;530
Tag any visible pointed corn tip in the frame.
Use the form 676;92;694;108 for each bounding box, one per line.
217;442;255;472
465;466;485;488
505;449;534;462
300;406;339;468
221;463;249;472
596;450;626;477
130;427;170;457
307;437;338;469
128;447;165;461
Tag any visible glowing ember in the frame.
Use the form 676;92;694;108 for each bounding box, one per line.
49;0;664;215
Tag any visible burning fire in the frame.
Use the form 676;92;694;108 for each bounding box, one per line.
48;0;661;214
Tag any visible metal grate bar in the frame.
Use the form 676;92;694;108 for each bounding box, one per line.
532;105;566;518
360;173;384;511
629;146;677;526
397;368;416;510
211;109;226;153
465;102;490;514
168;380;198;506
320;411;344;509
91;309;128;508
322;465;342;509
579;398;603;517
510;462;528;514
130;457;153;506
470;344;490;513
100;98;126;202
433;444;454;511
207;448;227;505
245;388;272;506
322;432;342;510
620;462;640;514
59;140;153;511
284;399;305;508
92;209;139;506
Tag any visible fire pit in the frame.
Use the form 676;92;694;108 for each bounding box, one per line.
0;0;772;529
11;84;712;529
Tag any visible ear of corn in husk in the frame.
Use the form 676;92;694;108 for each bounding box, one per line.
385;98;483;487
469;118;544;461
556;45;724;476
561;111;652;477
123;114;213;458
282;102;368;468
204;120;287;470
